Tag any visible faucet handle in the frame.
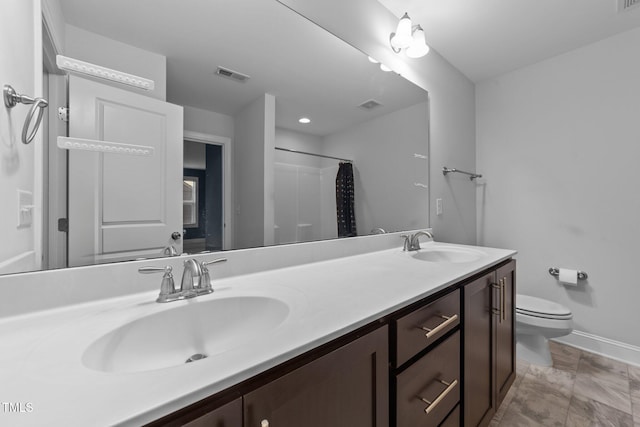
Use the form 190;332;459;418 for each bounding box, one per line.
139;266;176;302
201;258;228;268
200;258;227;293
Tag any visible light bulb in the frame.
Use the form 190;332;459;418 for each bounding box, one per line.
406;26;430;58
390;13;413;49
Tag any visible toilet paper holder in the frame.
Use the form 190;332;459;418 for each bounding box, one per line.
548;267;588;281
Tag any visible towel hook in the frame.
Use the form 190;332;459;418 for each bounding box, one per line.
3;84;49;145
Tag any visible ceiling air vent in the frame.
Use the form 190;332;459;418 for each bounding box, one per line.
618;0;640;12
215;66;250;83
358;99;383;110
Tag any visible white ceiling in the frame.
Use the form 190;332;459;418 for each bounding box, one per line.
58;0;427;136
378;0;640;82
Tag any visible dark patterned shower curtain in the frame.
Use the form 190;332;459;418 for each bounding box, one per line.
336;162;357;237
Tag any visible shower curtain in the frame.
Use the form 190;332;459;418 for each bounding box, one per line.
336;162;357;237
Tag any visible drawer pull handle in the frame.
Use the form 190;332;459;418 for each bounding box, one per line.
418;379;458;414
419;314;458;338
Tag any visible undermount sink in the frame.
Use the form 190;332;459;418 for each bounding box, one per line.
82;296;289;374
410;246;485;263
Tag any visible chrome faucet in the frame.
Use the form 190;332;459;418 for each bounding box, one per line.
163;245;178;256
401;230;434;251
139;257;227;303
181;258;202;295
370;228;386;235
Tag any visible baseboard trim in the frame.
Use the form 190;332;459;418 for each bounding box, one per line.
553;330;640;367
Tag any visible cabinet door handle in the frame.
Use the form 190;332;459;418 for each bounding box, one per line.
502;277;507;322
418;314;458;338
417;379;458;414
491;282;502;321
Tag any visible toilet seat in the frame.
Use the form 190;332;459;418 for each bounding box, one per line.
516;294;572;320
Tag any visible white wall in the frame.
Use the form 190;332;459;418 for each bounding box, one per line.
322;102;429;235
234;94;276;249
0;0;42;274
42;0;66;56
477;27;640;356
183;140;206;170
275;127;323;168
65;25;167;101
183;105;234;139
277;0;477;244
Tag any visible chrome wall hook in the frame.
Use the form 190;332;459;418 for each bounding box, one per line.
3;84;49;145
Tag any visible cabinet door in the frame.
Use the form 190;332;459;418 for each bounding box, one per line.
439;404;460;427
463;271;496;427
183;398;242;427
495;260;516;407
244;326;388;427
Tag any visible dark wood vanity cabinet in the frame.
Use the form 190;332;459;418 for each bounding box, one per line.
151;325;389;427
148;260;517;427
244;325;389;427
182;398;242;427
463;260;516;427
392;289;461;427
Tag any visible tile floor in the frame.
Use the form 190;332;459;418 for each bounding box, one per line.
490;341;640;426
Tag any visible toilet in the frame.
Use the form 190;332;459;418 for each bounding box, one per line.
515;294;573;366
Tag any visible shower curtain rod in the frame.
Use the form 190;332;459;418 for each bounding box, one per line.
275;147;352;163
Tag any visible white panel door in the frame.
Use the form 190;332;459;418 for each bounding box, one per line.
68;76;183;266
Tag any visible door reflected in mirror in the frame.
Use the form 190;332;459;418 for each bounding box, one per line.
0;0;430;275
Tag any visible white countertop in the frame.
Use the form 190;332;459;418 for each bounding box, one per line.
0;242;515;426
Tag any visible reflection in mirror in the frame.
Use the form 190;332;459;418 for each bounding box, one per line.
4;0;429;275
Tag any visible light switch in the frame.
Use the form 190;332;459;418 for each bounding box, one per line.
436;198;443;216
17;190;34;228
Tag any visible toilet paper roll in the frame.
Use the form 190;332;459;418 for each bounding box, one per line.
558;268;578;286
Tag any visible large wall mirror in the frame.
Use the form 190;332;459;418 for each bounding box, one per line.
6;0;429;275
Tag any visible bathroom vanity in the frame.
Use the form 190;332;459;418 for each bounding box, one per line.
143;254;516;427
0;238;515;427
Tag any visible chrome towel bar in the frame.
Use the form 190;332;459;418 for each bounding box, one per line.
442;167;482;180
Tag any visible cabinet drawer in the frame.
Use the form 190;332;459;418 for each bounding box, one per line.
439;404;460;427
395;289;460;366
396;331;460;427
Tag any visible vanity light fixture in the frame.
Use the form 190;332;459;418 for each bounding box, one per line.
367;55;392;72
56;55;155;91
298;117;311;124
389;13;430;58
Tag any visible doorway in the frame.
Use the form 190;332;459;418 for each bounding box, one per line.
182;131;232;252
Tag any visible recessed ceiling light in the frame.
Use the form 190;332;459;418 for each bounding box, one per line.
298;117;311;124
367;56;379;64
380;64;392;72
